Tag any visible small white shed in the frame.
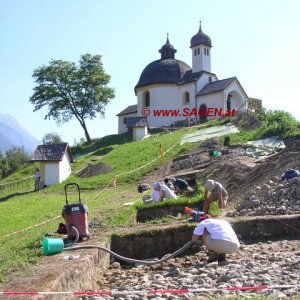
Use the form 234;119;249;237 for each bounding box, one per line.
133;120;149;141
31;143;73;187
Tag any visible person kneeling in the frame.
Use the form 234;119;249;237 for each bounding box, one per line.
192;215;240;266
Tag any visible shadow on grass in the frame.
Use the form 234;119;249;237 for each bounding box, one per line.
0;189;36;202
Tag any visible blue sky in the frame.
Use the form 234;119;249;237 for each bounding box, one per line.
1;0;300;145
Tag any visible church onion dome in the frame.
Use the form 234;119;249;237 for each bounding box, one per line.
135;36;191;90
159;36;177;59
135;59;191;90
190;22;212;48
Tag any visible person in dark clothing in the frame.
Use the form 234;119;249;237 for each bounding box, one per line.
174;178;189;193
34;168;41;191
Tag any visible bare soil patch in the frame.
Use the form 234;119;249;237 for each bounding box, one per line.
76;162;114;178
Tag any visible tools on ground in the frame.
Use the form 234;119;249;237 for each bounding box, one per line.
184;207;210;222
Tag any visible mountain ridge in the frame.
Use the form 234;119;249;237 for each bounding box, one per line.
0;113;40;154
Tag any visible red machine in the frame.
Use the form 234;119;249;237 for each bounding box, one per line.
62;183;89;240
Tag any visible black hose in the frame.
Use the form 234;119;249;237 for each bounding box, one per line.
64;240;193;265
63;225;80;247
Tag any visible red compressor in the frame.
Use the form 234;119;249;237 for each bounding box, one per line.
62;183;89;240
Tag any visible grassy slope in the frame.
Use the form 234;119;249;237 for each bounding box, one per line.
2;111;299;283
0;127;200;281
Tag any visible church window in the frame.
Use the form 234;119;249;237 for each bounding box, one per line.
227;94;232;110
197;48;200;54
143;91;150;107
123;117;127;125
207;49;209;56
183;92;190;105
204;48;207;55
194;49;197;55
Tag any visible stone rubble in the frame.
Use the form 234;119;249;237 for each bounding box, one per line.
228;176;300;217
82;239;300;300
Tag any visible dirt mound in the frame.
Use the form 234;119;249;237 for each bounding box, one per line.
76;162;114;178
198;136;223;149
233;111;261;130
229;138;300;197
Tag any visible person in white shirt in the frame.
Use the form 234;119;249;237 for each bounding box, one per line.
192;216;240;266
152;182;177;201
151;189;161;202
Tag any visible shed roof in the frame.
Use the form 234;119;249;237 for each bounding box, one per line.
30;143;73;162
126;117;148;129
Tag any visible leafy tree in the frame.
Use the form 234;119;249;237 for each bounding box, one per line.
30;54;115;144
1;147;30;178
42;132;63;144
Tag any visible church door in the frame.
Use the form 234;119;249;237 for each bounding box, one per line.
199;104;207;123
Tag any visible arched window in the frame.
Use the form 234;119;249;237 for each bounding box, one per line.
143;91;150;107
183;92;190;105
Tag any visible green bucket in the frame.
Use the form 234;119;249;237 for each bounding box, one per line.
42;237;64;255
213;150;219;156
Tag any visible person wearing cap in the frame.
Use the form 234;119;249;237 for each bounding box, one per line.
192;215;240;266
203;179;228;214
152;182;177;202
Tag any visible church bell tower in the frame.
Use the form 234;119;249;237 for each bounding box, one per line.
190;22;212;73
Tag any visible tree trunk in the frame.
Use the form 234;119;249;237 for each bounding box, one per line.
81;122;92;144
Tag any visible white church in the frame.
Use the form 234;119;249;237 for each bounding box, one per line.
117;23;257;134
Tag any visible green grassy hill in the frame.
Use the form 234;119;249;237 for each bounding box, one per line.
0;127;200;281
0;109;299;282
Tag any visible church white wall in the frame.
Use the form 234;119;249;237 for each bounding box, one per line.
118;112;137;134
137;83;196;128
197;93;223;120
196;73;218;93
191;46;211;73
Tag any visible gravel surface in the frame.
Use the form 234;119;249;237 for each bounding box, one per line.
228;177;300;217
82;239;300;300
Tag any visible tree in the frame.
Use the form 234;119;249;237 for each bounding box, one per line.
2;147;30;178
42;132;63;144
30;54;115;144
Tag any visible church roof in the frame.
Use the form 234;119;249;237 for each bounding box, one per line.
31;143;73;162
190;23;212;48
178;70;217;85
197;77;235;96
135;59;191;90
116;105;137;116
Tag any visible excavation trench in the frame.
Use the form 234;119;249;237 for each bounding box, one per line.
111;215;300;266
136;201;203;222
10;215;299;300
